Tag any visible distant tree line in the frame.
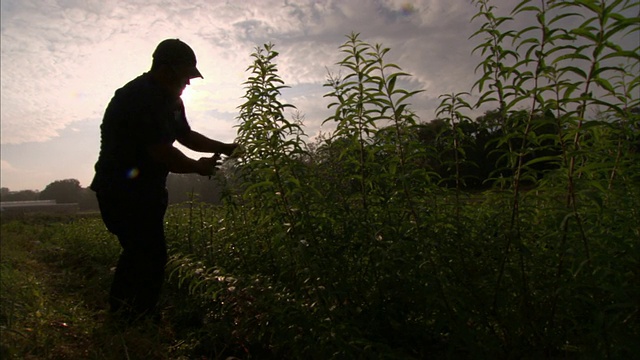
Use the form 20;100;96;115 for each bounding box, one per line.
0;188;40;202
413;108;565;190
310;106;638;192
1;174;226;211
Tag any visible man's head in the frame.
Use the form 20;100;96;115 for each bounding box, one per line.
151;39;203;97
152;39;202;79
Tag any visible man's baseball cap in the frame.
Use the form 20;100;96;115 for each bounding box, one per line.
152;39;203;79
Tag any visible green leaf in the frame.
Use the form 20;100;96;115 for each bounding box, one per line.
600;50;640;62
594;77;616;94
562;66;588;79
524;155;560;168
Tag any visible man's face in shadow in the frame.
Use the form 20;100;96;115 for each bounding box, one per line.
167;64;196;98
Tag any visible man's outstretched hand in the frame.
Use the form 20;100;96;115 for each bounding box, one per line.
222;143;243;157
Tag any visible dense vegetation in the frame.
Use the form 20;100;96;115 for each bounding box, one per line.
166;0;639;358
2;0;638;359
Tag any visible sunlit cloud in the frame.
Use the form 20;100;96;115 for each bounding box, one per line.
1;0;481;146
2;0;636;191
0;0;506;191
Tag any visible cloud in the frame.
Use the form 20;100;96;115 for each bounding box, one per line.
1;159;17;173
1;0;638;191
3;0;635;147
0;158;49;191
5;0;463;145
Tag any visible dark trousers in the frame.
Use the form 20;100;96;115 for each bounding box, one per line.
96;188;169;318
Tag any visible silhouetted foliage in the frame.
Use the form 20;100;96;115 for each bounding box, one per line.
78;187;99;211
166;173;224;205
412;109;564;190
0;188;40;202
39;179;82;204
164;3;639;356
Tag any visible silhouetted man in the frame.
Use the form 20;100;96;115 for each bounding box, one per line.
90;39;238;322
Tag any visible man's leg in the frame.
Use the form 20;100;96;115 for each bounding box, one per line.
97;189;168;320
123;218;167;317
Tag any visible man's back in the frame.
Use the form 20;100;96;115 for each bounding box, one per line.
91;72;190;193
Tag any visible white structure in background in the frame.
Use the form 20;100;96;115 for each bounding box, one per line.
0;200;79;216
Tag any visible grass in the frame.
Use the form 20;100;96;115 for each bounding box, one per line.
0;214;189;360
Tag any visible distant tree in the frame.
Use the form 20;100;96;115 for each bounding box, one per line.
1;189;40;202
0;188;9;201
78;187;99;211
39;179;82;204
411;109;563;190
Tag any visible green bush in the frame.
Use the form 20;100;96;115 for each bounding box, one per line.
164;1;639;358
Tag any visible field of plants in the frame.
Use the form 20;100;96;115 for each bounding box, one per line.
2;0;638;359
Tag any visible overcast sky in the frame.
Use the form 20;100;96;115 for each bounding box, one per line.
0;0;637;192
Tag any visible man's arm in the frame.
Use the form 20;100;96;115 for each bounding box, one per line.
148;143;219;176
177;130;237;156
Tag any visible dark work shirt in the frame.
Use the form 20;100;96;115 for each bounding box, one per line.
90;72;191;193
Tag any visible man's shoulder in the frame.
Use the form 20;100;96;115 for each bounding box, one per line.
117;73;154;96
110;73;164;109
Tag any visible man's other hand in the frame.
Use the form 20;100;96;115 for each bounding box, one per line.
196;154;221;176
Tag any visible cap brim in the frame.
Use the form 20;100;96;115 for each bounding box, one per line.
188;67;203;79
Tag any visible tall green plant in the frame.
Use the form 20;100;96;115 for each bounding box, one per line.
324;33;431;223
324;32;456;343
468;0;639;355
436;93;472;209
232;43;309;276
162;2;638;358
324;33;379;219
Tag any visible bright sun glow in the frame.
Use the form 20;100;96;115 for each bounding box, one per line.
181;86;195;107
